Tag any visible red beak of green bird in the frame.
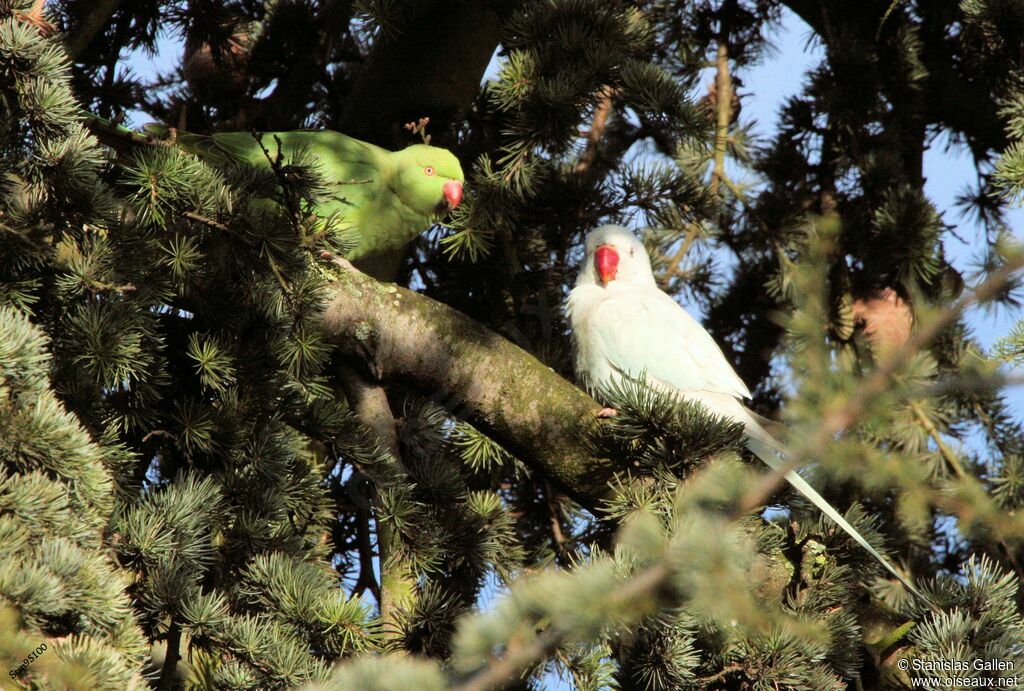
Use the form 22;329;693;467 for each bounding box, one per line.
444;179;463;210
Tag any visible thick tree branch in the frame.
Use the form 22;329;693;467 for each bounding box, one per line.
65;0;124;59
337;1;502;147
319;267;614;509
335;365;416;624
336;364;400;458
710;41;733;197
157;619;181;691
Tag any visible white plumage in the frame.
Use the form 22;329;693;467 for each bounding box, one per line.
567;224;928;604
566;225;764;440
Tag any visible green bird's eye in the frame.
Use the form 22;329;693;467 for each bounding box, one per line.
424;166;435;176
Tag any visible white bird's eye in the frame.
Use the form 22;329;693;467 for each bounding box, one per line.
424;166;435;176
629;247;635;257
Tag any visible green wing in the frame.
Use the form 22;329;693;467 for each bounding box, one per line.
146;125;390;227
139;125;449;271
146;126;384;186
206;131;389;220
90;118;450;272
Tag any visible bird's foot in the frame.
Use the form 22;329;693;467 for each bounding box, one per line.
597;407;618;418
320;250;356;272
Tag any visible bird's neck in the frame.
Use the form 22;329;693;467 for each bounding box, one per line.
362;141;396;182
576;278;656;293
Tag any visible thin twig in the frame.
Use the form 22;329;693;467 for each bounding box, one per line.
183;211;232;234
453;564;671;691
734;250;1024;517
699;662;747;685
719;170;747;201
908;401;1024;582
545;482;568;563
574;86;616;174
909;401;968;479
709;40;733;196
141;429;173;443
663;223;703;277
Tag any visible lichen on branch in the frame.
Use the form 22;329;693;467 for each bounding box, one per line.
319;265;615;508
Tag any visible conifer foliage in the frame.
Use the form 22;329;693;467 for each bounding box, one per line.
1;0;1023;689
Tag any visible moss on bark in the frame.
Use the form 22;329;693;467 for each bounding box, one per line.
320;268;616;509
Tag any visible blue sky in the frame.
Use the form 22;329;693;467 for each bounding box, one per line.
740;10;1023;416
122;9;1021;688
127;8;1022;358
741;9;1023;350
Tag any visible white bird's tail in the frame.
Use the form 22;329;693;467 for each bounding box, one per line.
741;417;933;607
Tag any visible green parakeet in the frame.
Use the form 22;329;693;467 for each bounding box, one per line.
86;116;464;274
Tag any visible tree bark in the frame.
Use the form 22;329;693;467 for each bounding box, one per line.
320;267;615;509
779;0;1006;155
65;0;124;59
157;619;181;691
334;365;417;625
337;0;502;147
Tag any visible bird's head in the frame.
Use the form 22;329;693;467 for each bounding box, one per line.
577;224;656;288
392;144;465;217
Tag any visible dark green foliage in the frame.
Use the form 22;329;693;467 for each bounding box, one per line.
0;305;147;687
588;375;747;476
2;0;1024;688
1;2;373;686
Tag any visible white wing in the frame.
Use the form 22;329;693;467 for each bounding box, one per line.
569;278;935;608
588;285;751;400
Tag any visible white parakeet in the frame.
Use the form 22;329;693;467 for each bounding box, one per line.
566;224;928;603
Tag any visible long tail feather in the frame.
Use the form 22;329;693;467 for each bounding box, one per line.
80;111;154;157
746;435;934;608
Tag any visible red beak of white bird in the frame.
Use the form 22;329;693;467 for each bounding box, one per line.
594;244;619;284
565;223;931;606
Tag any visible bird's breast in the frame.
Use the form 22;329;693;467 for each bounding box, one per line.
566;286;620;391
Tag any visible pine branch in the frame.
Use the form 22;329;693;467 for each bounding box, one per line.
14;0;55;36
182;211;232;235
908;401;1024;583
698;662;747;685
909;401;968;478
65;0;125;59
335;365;417;623
319;261;614;509
453;564;672;691
662;223;703;279
735;247;1024;518
573;86;617;174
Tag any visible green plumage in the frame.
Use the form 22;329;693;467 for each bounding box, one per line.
89;117;465;272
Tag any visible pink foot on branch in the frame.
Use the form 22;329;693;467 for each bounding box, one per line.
597;407;618;418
